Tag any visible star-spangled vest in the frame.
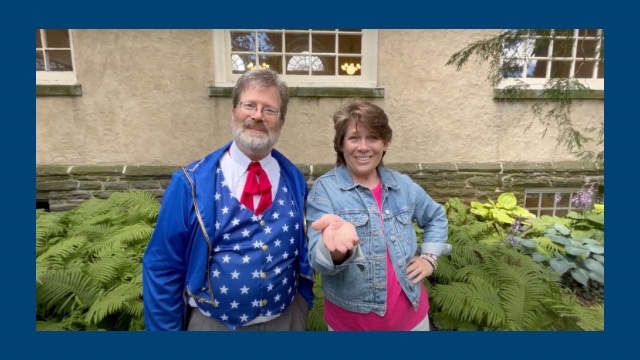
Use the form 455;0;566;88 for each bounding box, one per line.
192;167;301;329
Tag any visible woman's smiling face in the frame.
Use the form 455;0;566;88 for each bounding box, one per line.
341;120;389;186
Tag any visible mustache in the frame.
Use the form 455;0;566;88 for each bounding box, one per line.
243;120;269;133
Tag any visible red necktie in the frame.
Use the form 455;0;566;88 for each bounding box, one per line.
240;162;272;215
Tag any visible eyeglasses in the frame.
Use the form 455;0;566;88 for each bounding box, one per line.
237;101;281;120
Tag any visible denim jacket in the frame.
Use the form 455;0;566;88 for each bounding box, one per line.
306;165;451;315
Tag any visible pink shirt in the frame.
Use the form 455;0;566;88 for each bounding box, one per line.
324;182;429;330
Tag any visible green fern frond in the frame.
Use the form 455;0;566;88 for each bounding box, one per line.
36;320;67;331
85;282;143;325
110;191;161;223
431;279;506;328
36;269;99;314
110;222;154;247
36;235;88;269
531;236;566;256
70;224;113;243
88;254;142;287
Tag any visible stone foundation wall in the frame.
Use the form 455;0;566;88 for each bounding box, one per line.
36;162;603;212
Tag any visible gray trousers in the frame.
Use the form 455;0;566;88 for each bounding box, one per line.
187;293;309;331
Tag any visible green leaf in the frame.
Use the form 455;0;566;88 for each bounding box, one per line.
585;244;604;254
470;202;486;209
549;258;573;274
518;239;538;249
583;259;604;277
491;209;514;224
511;207;537;219
592;254;604;264
585;213;604;226
548;234;570;245
565;245;591;257
580;238;601;245
588;271;604;285
565;211;583;220
532;252;549;262
571;229;595;240
553;223;571;236
470;208;489;218
571;268;590;287
497;193;517;209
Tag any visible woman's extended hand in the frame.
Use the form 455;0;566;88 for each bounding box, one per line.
311;214;359;254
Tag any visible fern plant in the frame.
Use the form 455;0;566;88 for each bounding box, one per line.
426;197;602;330
36;192;159;331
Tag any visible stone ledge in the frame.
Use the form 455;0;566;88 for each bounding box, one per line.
36;84;83;96
209;86;385;98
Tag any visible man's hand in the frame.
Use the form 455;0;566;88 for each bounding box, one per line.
311;214;359;254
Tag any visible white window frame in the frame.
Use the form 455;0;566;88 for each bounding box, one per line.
499;29;603;91
524;187;594;217
213;29;378;87
36;29;78;85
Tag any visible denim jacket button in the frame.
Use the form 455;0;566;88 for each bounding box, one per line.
385;209;390;214
390;236;396;242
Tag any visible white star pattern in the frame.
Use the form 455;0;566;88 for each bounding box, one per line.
195;172;302;328
201;309;211;316
216;167;221;174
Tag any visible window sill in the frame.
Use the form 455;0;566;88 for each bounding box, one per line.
36;84;83;96
209;86;384;98
493;89;603;100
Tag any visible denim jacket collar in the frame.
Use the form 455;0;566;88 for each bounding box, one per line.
334;165;400;191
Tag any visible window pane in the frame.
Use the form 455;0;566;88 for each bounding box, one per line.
45;29;70;48
574;60;596;78
525;193;540;208
285;33;309;52
36;30;42;48
338;34;362;54
312;34;335;53
230;31;256;52
576;39;598;58
260;32;282;52
338;56;361;76
36;50;45;71
539;209;554;216
528;59;548;78
554;209;568;217
556;193;570;207
46;50;73;71
552;39;574;57
550;60;571;78
260;55;282;73
578;29;599;37
540;193;557;207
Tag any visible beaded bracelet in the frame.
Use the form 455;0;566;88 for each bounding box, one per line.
419;253;438;271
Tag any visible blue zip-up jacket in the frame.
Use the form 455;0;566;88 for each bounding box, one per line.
142;141;314;330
